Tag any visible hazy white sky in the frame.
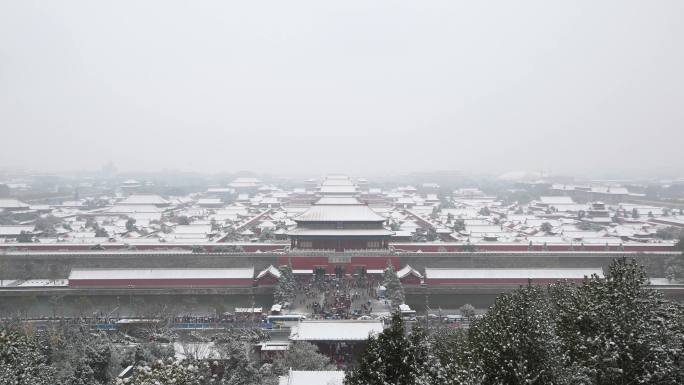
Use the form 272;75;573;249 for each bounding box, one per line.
1;1;683;177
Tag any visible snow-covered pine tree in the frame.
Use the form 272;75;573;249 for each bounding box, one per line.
344;333;387;385
345;314;418;385
118;358;216;385
550;258;684;385
382;259;405;310
428;324;482;385
274;264;295;304
409;322;448;385
0;328;57;385
272;341;335;373
468;284;571;385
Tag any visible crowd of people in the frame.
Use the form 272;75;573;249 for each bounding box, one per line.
293;274;383;319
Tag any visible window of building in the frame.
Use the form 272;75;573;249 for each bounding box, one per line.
367;240;380;248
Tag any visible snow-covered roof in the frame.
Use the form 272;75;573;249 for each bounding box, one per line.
279;371;345;385
295;204;385;222
320;185;357;194
590;186;629;195
230;177;260;187
290;321;383;341
287;228;393;236
321;176;354;185
539;196;575;205
0;225;35;236
197;198;223;205
69;268;254;280
465;225;505;234
315;196;362;205
174;225;213;235
391;230;414;237
206;187;234;193
119;195;169;205
293;269;313;274
425;268;604;280
107;205;164;214
396;265;423;279
258;220;276;229
257;265;282;279
0;199;30;209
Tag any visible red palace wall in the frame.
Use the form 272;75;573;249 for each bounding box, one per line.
426;278;587;286
256;275;279;286
278;256;400;275
68;278;254;288
391;243;675;253
0;243;286;252
0;242;673;253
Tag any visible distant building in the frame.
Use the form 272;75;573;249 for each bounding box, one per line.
287;197;393;251
0;225;35;239
120;179;142;193
582;202;612;224
68;268;255;288
318;176;358;196
229;177;260;193
289;320;383;360
0;199;30;211
119;194;170;207
424;267;604;287
550;184;629;203
197;198;224;208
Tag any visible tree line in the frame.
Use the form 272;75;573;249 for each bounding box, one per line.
346;258;684;385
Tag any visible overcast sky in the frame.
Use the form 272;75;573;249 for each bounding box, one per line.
1;1;682;177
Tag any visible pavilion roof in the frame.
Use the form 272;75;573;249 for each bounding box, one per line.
294;204;385;222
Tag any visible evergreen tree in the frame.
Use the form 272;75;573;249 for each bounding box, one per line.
17;230;33;243
0;328;57;385
382;260;405;310
125;218;136;232
272;341;335;373
274;264;295;304
550;258;684;384
468;284;572;385
429;326;481;385
410;323;447;385
221;337;269;385
459;303;476;320
119;358;216;385
94;227;108;238
345;314;418;385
